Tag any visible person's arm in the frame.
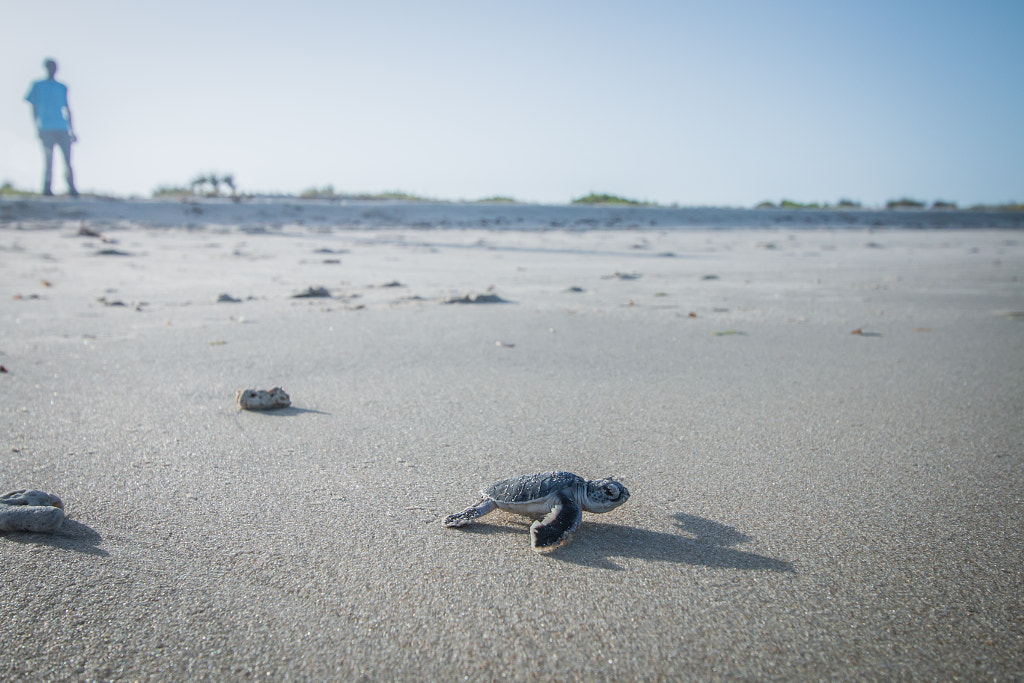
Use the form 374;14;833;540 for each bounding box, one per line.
25;85;39;130
65;93;76;142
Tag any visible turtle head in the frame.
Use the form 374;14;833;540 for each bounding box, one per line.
584;478;629;513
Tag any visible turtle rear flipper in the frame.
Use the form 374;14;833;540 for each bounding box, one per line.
443;498;496;527
531;494;581;552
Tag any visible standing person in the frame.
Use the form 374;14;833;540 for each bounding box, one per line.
25;58;78;197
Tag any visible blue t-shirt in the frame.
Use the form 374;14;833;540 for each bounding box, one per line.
25;79;70;131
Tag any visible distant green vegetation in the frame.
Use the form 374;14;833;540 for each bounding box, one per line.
572;193;645;206
472;196;518;204
65;179;1024;212
781;199;822;209
756;198;861;209
298;186;430;201
299;185;340;199
0;182;34;197
969;202;1024;211
361;191;429;201
191;173;236;197
152;185;190;198
886;197;926;209
756;197;1024;211
153;173;237;198
1;182;115;200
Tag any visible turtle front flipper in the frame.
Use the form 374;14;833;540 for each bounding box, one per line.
530;494;582;552
443;498;497;527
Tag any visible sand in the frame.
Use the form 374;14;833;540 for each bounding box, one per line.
1;197;1022;680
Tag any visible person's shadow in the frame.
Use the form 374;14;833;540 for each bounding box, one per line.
463;512;793;572
2;519;108;557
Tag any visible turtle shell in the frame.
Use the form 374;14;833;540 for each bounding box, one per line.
484;471;584;503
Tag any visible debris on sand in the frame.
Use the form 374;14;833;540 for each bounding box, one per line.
217;293;242;303
76;224;116;243
292;286;331;299
236;387;291;411
601;272;641;280
94;248;132;257
77;225;104;238
0;489;65;533
444;288;509;304
76;224;116;242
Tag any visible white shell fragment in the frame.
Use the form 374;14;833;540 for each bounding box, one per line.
236;387;291;410
0;489;66;533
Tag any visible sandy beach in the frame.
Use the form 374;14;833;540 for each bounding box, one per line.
2;197;1022;680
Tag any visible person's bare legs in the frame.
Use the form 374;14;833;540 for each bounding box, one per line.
40;134;55;195
56;133;77;196
39;130;76;196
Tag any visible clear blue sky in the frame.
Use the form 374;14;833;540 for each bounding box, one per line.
2;1;1022;206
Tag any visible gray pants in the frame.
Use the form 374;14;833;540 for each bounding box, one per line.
39;129;77;196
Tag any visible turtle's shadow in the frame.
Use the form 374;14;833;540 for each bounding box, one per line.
2;519;108;557
461;513;793;572
244;406;331;417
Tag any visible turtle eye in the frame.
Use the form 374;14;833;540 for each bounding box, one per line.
604;484;620;499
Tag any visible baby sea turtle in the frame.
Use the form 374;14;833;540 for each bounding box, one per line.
236;387;291;411
443;471;629;552
0;489;65;533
